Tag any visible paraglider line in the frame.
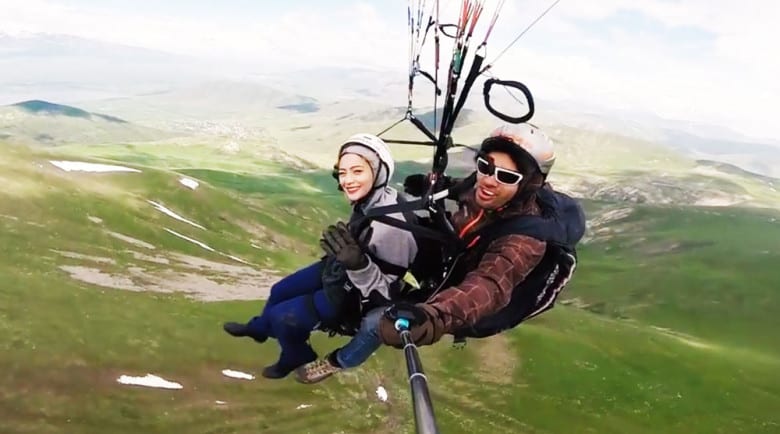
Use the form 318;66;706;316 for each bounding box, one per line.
481;0;562;73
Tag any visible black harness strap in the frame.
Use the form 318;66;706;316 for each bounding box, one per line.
371;215;454;245
369;253;409;277
361;197;426;217
443;53;485;136
350;192;463;250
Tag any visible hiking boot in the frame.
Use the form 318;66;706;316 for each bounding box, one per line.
262;352;318;380
223;322;267;343
261;362;295;379
295;351;343;384
452;334;467;349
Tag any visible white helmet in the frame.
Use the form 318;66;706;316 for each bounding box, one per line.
485;123;555;176
339;133;395;187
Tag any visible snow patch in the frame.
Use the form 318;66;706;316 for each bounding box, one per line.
163;229;252;266
148;201;205;230
117;373;182;389
296;404;313;410
216;400;227;405
50;160;140;173
179;178;199;190
164;228;215;251
107;231;156;249
221;369;255;380
226;254;251;265
376;386;388;402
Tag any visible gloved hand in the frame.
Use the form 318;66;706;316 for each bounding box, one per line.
404;172;476;200
447;171;477;200
405;173;460;197
320;255;349;307
378;302;445;348
403;173;431;197
320;221;370;270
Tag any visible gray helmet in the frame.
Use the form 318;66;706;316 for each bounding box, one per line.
484;123;555;176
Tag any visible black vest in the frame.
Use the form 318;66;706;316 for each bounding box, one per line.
450;187;586;338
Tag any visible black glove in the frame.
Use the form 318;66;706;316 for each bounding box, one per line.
447;171;477;200
320;221;370;270
404;173;457;197
383;302;430;327
404;172;476;200
378;302;445;348
403;173;429;197
320;255;349;307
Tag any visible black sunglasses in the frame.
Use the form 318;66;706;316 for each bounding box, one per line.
476;156;523;185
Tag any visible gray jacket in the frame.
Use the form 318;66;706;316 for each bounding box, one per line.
347;186;418;301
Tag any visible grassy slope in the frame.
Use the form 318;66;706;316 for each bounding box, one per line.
3;274;778;434
572;202;780;355
1;142;779;433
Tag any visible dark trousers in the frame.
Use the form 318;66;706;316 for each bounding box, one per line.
246;261;339;369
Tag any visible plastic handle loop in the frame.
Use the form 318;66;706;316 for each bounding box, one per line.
483;78;535;124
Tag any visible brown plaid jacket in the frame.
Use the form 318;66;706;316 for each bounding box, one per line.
427;189;547;332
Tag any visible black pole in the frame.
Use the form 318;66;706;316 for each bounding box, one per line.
394;318;441;434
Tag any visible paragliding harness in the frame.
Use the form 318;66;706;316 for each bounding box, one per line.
315;198;454;337
326;184;583;343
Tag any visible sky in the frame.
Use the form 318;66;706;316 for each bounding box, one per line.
1;0;778;141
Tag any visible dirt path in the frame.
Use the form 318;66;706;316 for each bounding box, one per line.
56;250;279;301
473;333;520;385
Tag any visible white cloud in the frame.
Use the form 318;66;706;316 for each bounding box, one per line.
478;0;779;139
0;0;409;70
1;0;777;140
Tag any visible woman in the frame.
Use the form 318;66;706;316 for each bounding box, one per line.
223;133;418;379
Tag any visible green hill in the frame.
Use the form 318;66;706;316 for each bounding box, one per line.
12;100;128;123
1;141;778;434
572;200;780;354
0;100;174;147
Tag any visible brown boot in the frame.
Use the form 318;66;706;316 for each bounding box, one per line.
295;351;343;384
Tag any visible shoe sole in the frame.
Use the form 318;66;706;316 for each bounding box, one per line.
293;366;337;384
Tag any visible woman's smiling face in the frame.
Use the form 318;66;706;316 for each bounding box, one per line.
338;153;374;202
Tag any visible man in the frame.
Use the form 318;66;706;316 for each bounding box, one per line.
377;122;585;347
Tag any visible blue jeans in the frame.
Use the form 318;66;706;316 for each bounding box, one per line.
265;262;325;308
245;261;339;369
246;261;324;338
336;307;385;368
